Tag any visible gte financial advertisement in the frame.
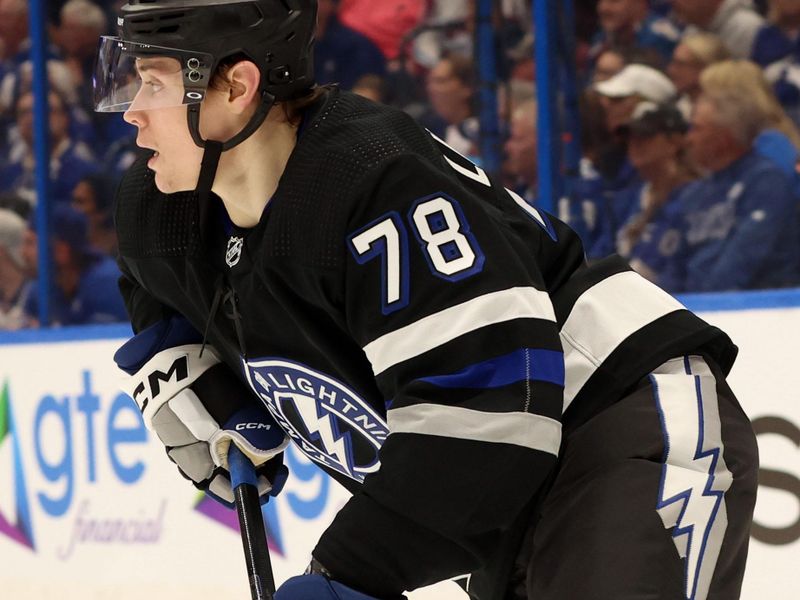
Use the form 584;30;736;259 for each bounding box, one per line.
0;300;799;600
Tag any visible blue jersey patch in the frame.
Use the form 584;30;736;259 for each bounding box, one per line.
243;358;389;483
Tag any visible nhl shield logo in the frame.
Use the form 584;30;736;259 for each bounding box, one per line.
225;236;244;267
243;358;389;482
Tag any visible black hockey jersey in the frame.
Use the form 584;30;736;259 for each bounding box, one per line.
115;89;736;599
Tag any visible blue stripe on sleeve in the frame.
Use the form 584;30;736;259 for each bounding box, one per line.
418;348;564;389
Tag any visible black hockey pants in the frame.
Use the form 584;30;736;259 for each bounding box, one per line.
522;355;759;600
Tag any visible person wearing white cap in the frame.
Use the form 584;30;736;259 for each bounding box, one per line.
0;208;32;330
595;63;678;131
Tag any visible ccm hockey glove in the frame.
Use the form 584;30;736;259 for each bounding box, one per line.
114;316;290;506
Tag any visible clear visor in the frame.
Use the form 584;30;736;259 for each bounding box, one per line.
93;36;213;113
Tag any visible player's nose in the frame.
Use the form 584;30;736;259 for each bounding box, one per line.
123;108;146;128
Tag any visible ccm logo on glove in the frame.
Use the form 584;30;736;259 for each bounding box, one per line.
131;354;189;411
236;422;273;431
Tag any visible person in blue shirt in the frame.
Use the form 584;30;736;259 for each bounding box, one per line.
588;64;679;258
22;205;127;326
610;102;698;286
314;0;386;91
0;89;98;206
661;91;800;292
752;0;800;67
590;0;683;66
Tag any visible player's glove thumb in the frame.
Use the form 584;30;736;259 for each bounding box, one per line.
211;404;288;470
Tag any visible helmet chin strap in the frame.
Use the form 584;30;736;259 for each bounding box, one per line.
186;90;276;242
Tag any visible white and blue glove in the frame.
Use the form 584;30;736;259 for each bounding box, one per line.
275;574;385;600
115;316;290;506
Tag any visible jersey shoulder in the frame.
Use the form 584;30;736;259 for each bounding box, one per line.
264;89;449;269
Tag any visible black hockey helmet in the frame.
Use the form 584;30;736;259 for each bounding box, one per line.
93;0;318;224
118;0;315;103
95;0;317;140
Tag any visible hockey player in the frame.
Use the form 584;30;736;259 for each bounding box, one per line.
94;1;758;598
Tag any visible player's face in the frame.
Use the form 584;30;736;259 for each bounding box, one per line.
123;101;205;193
122;57;208;193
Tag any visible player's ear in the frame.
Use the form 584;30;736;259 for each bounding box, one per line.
224;60;261;114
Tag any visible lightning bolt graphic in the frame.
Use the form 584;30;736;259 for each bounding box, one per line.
287;392;353;471
652;360;733;600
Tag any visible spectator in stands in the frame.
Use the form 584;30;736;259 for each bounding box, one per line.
0;208;32;330
0;89;97;208
351;74;388;104
752;0;800;66
338;0;428;62
22;205;127;326
71;173;117;257
411;0;472;69
590;0;682;65
671;0;765;58
661;91;799;292
593;47;628;82
0;190;30;220
752;0;800;127
589;65;678;256
0;0;28;67
667;32;731;118
54;0;107;112
503;99;538;201
594;63;678;130
701;58;800;178
497;78;537;124
424;53;479;156
0;0;30;158
314;0;386;90
0;58;98;149
611;102;697;285
562;92;621;257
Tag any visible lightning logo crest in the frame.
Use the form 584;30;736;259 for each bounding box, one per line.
652;359;733;600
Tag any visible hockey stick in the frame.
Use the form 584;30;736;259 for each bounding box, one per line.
228;444;276;600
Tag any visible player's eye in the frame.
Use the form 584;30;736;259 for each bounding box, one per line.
142;80;164;93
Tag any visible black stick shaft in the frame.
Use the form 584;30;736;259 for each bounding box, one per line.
229;445;276;600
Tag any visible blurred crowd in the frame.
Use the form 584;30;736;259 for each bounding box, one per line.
1;0;800;331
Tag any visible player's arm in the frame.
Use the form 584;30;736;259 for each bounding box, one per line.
116;250;289;506
310;152;582;597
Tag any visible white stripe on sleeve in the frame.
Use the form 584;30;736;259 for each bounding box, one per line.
363;287;556;376
388;403;562;455
561;271;684;411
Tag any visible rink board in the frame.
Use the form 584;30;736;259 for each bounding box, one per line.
0;290;798;600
